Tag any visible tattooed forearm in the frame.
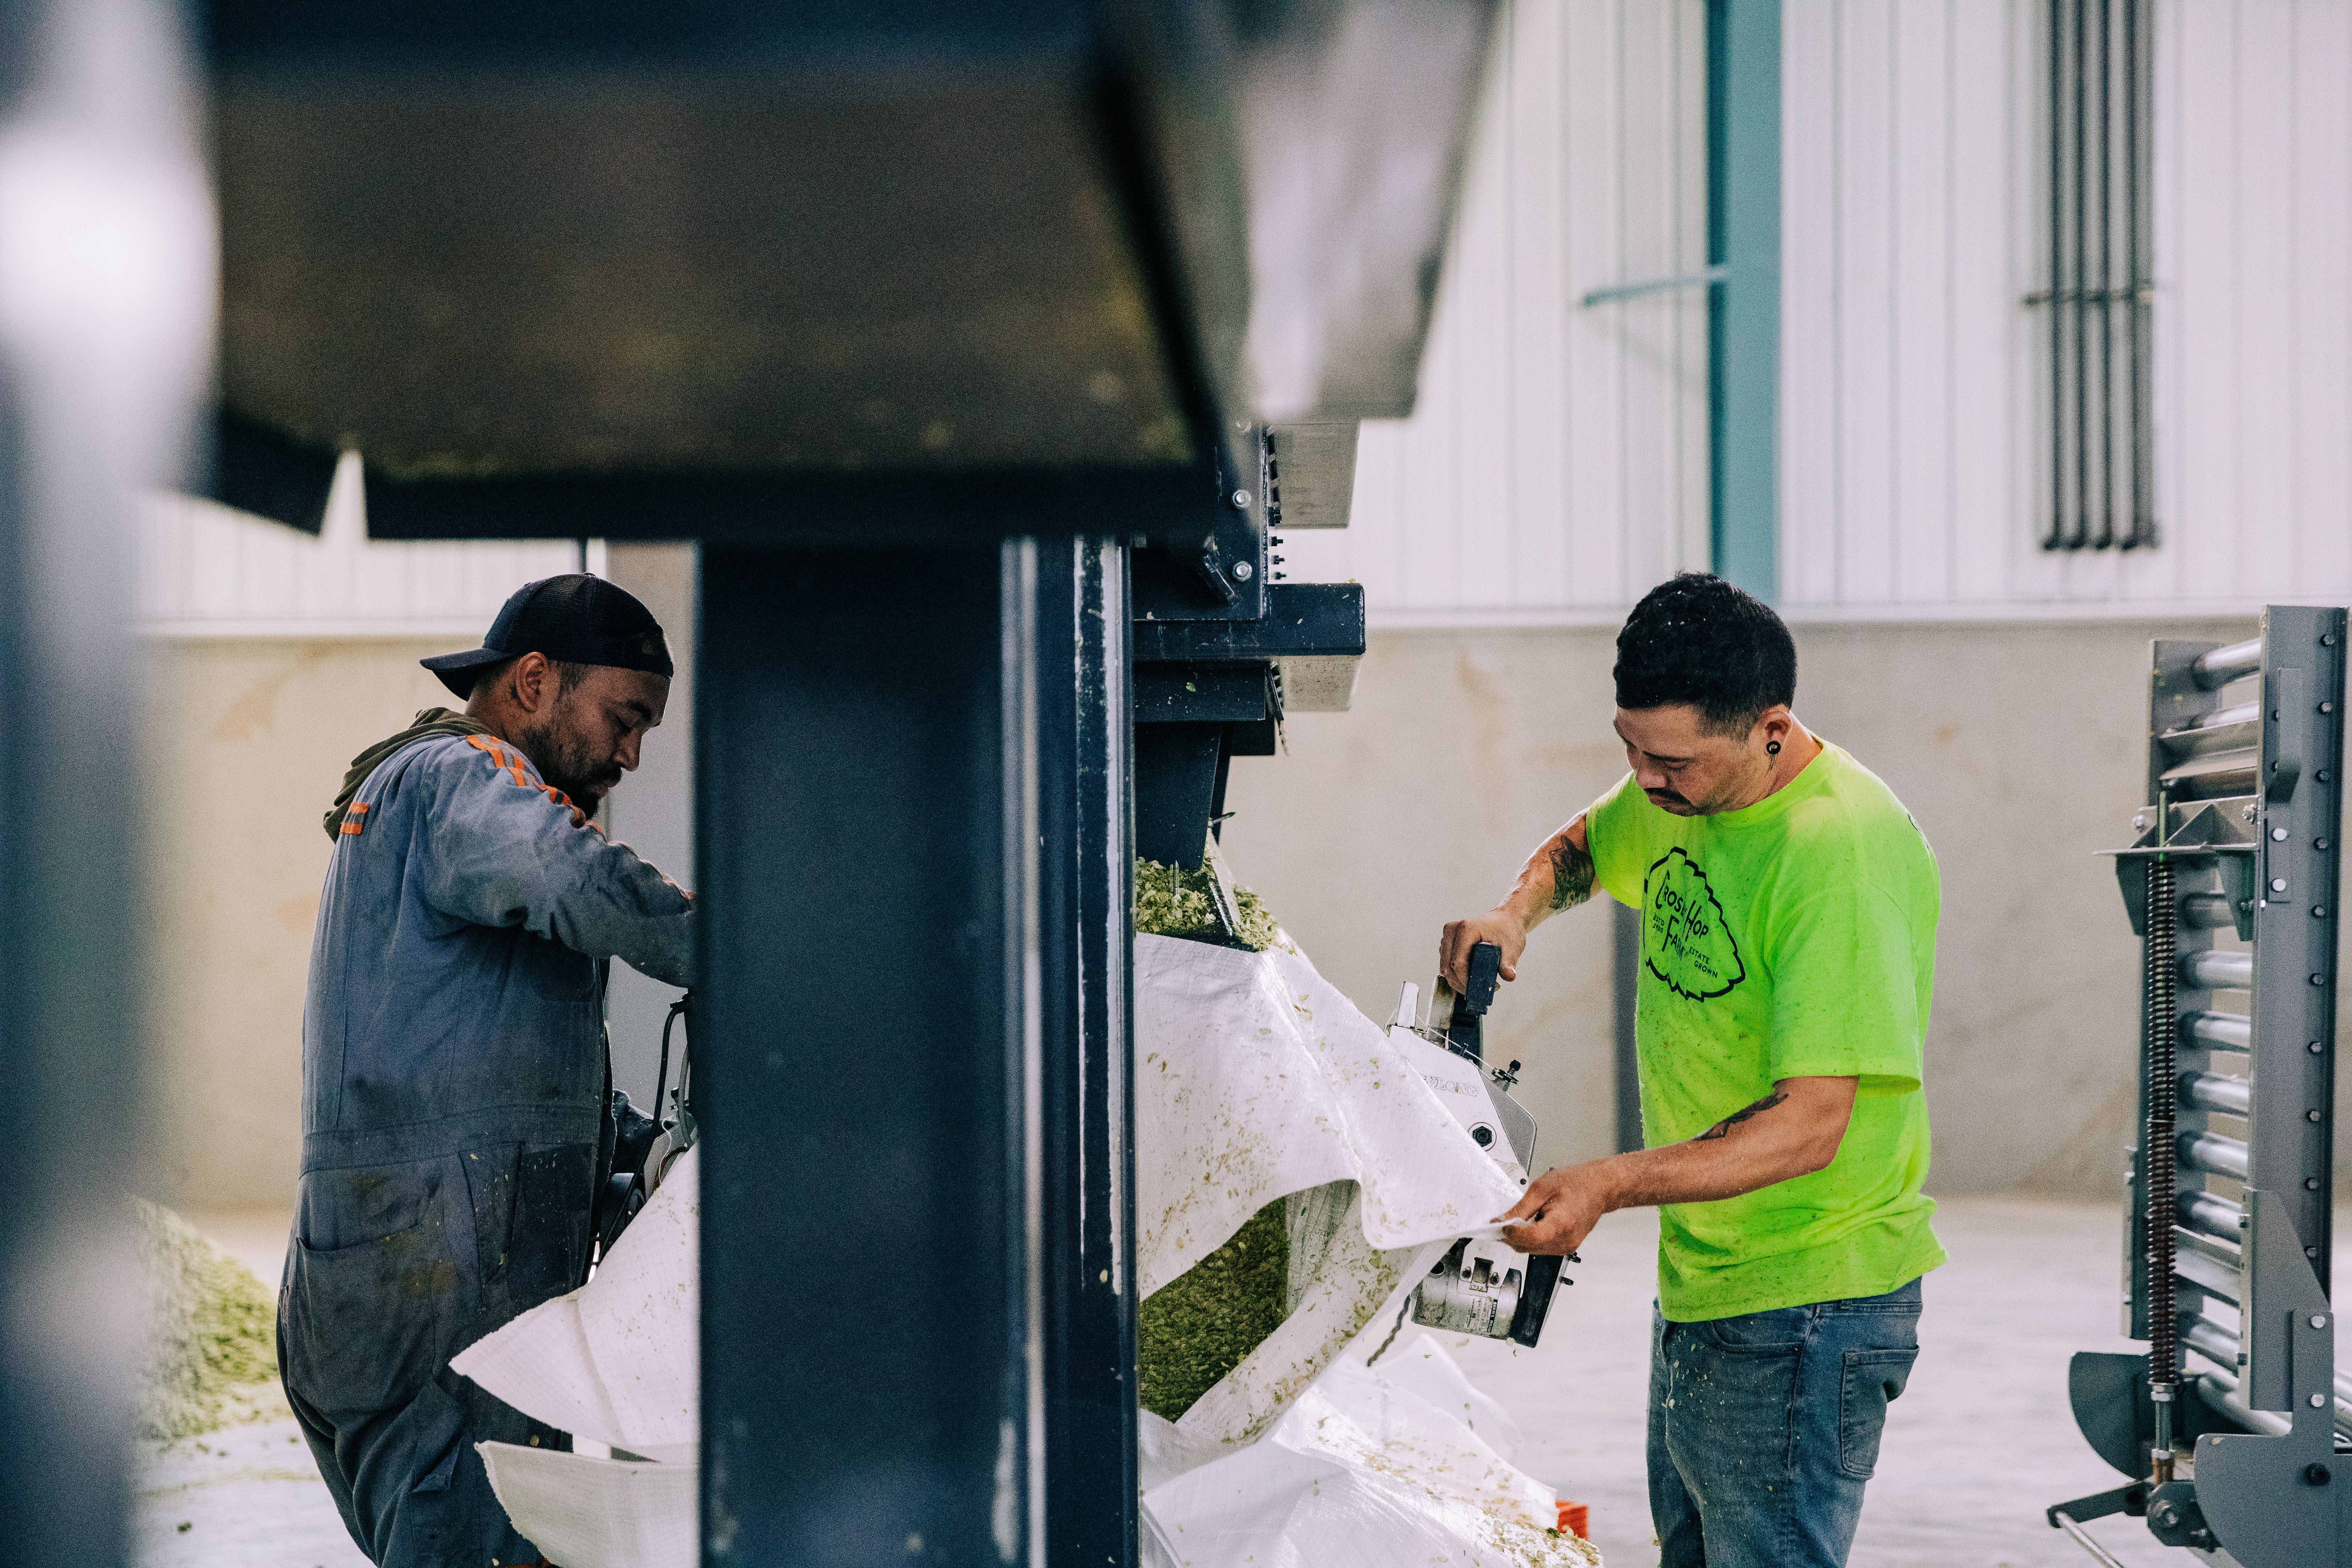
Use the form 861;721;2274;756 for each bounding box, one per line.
1546;836;1595;911
1694;1091;1789;1142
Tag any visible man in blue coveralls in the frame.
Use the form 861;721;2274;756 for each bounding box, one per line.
280;574;694;1566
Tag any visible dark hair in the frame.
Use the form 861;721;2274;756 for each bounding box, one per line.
1613;573;1796;735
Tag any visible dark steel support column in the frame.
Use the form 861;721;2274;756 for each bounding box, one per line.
698;539;1136;1567
699;545;1044;1565
1035;540;1138;1568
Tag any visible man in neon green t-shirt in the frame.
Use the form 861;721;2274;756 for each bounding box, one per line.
1438;572;1942;1568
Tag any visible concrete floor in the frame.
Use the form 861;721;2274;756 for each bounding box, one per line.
1451;1197;2179;1568
146;1197;2179;1567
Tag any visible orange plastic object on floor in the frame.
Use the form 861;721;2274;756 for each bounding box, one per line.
1556;1500;1589;1540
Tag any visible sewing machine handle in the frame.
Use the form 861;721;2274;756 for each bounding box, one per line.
1461;941;1502;1016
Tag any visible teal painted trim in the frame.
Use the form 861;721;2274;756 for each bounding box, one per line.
1709;0;1779;602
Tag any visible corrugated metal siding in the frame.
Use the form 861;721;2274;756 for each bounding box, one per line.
138;455;594;637
1782;0;2352;617
1294;0;2350;625
1276;0;1712;623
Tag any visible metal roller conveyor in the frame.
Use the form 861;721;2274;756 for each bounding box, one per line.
2191;637;2265;690
2178;1011;2250;1051
2175;1224;2241;1270
2158;750;2260;800
2178;894;2240;930
2178;1070;2249;1117
2178;1311;2352;1439
2176;1129;2249;1181
2177;1189;2245;1243
2172;1245;2241;1303
2177;950;2252;990
2061;607;2350;1567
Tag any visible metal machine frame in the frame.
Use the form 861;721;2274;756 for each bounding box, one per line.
2053;606;2351;1565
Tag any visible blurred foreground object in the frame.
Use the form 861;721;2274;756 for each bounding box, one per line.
0;0;214;1563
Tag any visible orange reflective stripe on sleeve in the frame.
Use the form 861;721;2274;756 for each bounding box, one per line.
464;732;594;829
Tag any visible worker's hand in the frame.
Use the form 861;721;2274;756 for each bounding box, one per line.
1439;909;1526;991
1496;1161;1611;1256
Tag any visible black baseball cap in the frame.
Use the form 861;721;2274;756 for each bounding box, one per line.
421;574;675;698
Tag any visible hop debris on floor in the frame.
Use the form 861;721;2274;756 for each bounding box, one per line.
140;1194;2268;1568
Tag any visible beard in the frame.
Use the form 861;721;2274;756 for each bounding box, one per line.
515;710;622;807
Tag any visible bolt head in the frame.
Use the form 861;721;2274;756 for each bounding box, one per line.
2275;826;2291;840
2311;1109;2325;1123
2135;814;2149;828
2315;907;2330;919
2312;1393;2328;1408
1232;489;1253;509
2275;878;2290;892
2313;1315;2329;1329
1231;560;1254;581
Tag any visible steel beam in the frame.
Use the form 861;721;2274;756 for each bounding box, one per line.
699;543;1134;1565
1033;540;1138;1568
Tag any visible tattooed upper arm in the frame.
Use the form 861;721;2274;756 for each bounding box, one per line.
1694;1090;1789;1141
1546;834;1595;911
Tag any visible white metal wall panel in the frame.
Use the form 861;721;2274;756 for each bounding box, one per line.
137;454;593;637
1782;0;2352;620
1278;0;1711;624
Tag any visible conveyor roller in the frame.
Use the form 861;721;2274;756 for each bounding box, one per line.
2177;1189;2244;1243
2178;950;2252;990
2177;1070;2249;1117
2191;638;2264;690
2178;1011;2250;1051
2176;1129;2248;1180
2178;894;2239;930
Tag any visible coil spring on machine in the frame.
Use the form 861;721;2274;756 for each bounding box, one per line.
2144;857;2179;1408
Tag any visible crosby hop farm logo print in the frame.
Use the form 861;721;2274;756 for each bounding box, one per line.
1643;847;1747;1001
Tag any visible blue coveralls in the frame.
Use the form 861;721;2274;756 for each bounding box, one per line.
279;729;692;1567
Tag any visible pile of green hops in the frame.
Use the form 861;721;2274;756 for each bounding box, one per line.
1133;857;1284;952
134;1200;278;1441
1137;1201;1289;1422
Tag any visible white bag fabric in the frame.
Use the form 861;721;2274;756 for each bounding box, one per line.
456;1147;701;1567
1141;1335;1596;1568
1136;934;1522;1295
473;1444;696;1568
454;931;1577;1568
453;1144;700;1463
1135;934;1524;1444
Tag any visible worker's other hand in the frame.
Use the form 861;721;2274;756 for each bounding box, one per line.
1496;1162;1608;1256
1439;910;1526;990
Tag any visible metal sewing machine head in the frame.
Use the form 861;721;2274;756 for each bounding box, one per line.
1386;941;1568;1347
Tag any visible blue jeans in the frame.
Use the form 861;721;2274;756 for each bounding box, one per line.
1647;1278;1923;1568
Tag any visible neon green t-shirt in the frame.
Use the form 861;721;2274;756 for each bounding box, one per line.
1586;741;1946;1320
